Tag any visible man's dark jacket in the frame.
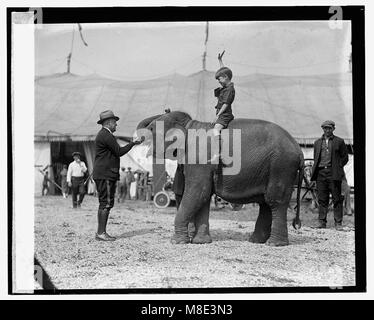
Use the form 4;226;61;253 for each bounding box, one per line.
310;135;349;181
93;128;135;181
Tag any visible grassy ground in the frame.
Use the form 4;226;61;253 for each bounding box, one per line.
35;195;355;289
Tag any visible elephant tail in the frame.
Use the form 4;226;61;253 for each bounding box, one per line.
292;157;304;229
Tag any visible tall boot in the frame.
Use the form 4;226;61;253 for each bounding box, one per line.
95;209;116;241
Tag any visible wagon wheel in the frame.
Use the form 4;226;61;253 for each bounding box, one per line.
302;158;319;207
153;191;171;208
229;203;245;211
213;195;225;209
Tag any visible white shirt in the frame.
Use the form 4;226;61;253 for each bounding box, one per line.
67;160;87;183
103;126;113;135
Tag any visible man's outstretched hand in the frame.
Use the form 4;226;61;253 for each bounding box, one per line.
133;136;145;145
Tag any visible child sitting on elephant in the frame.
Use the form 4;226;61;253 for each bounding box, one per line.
209;51;235;164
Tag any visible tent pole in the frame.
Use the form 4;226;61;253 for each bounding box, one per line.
202;21;209;70
66;26;75;73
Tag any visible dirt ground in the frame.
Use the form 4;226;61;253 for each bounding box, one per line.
34;195;355;289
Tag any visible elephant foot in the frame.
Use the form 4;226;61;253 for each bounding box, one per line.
171;226;190;244
248;232;269;244
191;234;212;244
170;234;190;244
171;225;191;244
266;236;289;247
191;224;212;244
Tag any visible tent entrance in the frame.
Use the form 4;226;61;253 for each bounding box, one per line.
50;141;88;195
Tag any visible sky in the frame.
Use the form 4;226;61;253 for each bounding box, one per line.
35;21;351;80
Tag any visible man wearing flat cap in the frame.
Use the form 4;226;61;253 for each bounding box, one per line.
67;151;87;208
93;110;143;241
310;120;348;230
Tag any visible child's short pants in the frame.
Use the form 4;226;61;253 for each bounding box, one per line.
215;112;234;128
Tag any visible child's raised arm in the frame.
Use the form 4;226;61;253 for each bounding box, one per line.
218;50;225;68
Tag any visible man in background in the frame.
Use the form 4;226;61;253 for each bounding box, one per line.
117;167;126;203
125;167;135;200
310;120;348;230
42;171;50;196
67;152;87;208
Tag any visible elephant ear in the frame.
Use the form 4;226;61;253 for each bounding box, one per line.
135;114;163;152
149;112;188;161
165;127;186;149
153;112;190;139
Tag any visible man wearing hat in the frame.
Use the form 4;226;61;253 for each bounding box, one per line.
93;110;143;241
67;151;87;208
310;120;349;230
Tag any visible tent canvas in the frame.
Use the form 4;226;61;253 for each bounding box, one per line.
35;71;353;189
35;71;353;145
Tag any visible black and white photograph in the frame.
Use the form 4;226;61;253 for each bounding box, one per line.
6;4;367;298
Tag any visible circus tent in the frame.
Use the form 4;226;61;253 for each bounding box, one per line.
34;70;353;194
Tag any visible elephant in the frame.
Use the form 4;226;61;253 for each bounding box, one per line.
136;111;304;246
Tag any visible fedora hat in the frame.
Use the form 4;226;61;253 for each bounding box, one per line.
72;151;82;158
97;110;120;124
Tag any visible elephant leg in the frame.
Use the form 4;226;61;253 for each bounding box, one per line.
249;202;272;244
266;202;289;246
264;172;295;246
171;196;198;244
191;200;212;244
171;209;192;244
172;174;213;245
